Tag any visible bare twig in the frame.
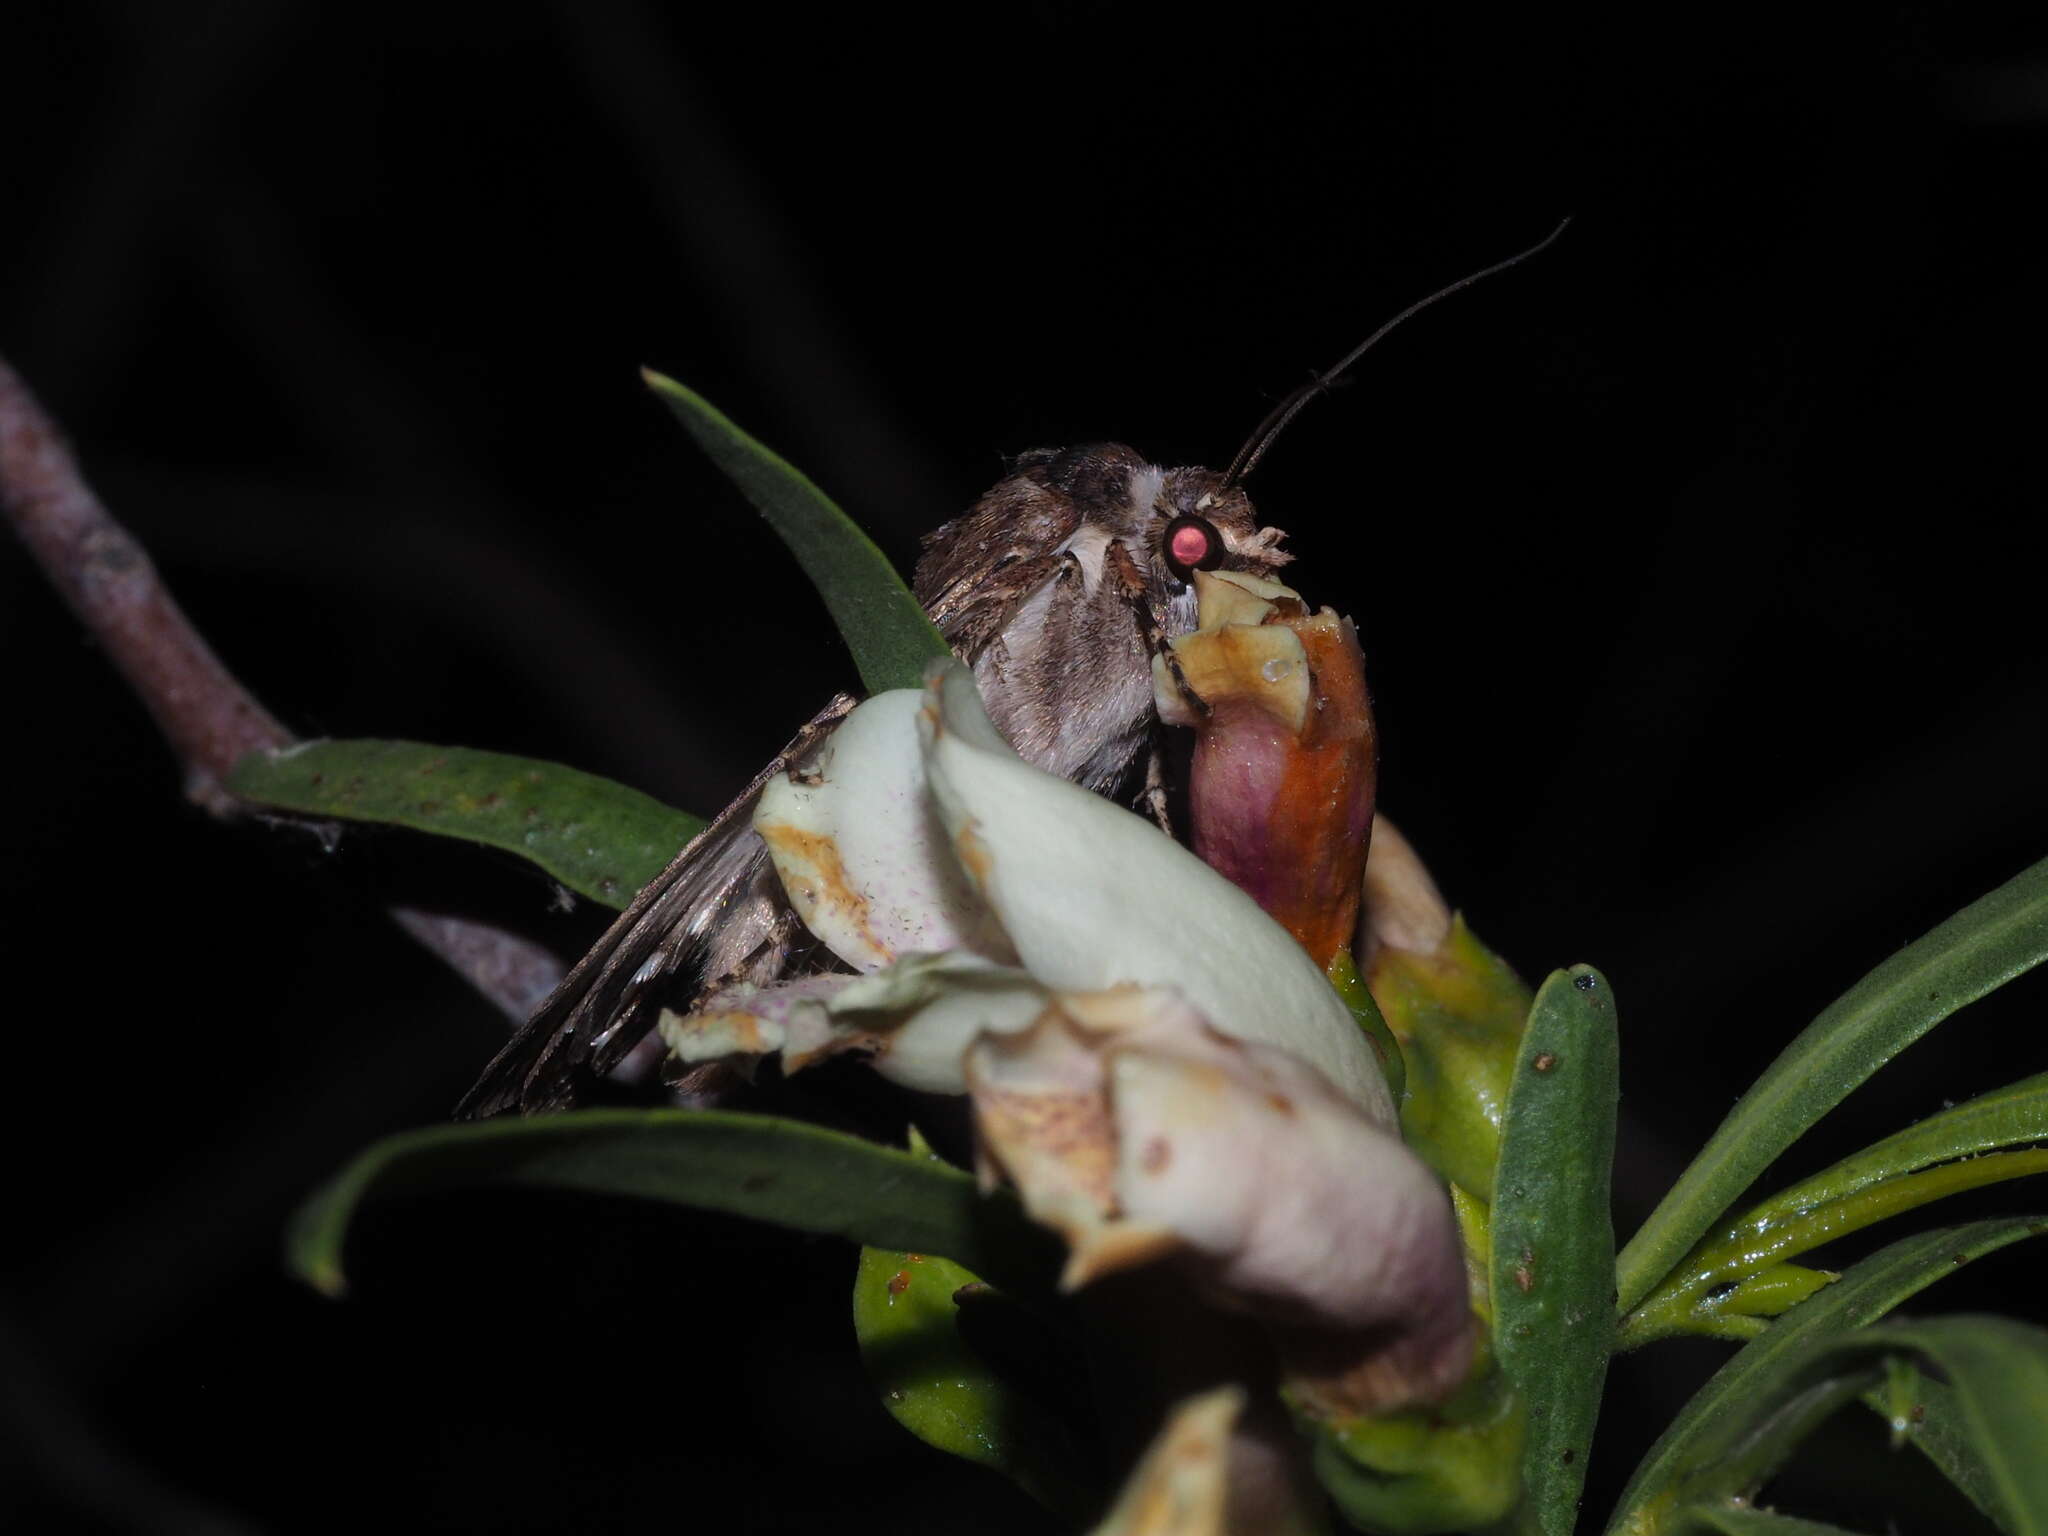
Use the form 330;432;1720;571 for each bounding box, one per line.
389;907;562;1020
0;358;288;815
0;352;560;1022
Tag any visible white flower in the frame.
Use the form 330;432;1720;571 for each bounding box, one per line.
662;661;1470;1412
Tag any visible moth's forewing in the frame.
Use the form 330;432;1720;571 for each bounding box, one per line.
453;695;852;1118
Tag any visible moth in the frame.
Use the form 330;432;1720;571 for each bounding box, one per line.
455;223;1566;1119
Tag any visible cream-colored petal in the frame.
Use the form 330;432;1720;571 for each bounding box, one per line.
1149;568;1326;734
662;953;1048;1094
659;973;862;1069
1110;1028;1458;1335
754;688;1013;973
966;1003;1179;1284
966;988;1470;1412
1195;568;1298;627
919;663;1391;1122
1089;1387;1243;1536
829;950;1050;1094
1150;624;1308;731
1359;814;1452;957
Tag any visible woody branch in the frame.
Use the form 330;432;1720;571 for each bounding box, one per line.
0;350;560;1021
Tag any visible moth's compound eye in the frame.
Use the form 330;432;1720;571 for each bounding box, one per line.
1162;515;1225;582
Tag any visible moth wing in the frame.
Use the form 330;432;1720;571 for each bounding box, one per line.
915;485;1084;662
454;693;856;1118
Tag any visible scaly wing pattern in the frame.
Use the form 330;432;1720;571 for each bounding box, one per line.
454;694;855;1117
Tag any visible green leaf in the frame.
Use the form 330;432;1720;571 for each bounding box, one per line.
1366;915;1534;1198
1624;1150;2048;1347
854;1247;1092;1519
1861;1374;2018;1532
1616;855;2048;1315
1665;1318;2048;1536
1679;1509;1871;1534
1607;1219;2048;1535
1303;1366;1527;1535
1490;966;1620;1536
1328;946;1406;1103
643;370;949;695
1748;1072;2048;1231
1855;1317;2048;1536
288;1109;1060;1299
229;739;702;909
1714;1263;1837;1320
1625;1073;2048;1345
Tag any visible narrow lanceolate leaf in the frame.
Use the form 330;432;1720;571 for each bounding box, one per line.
1616;855;2048;1315
1328;947;1406;1103
229;739;703;909
287;1110;1059;1300
1607;1219;2048;1536
1747;1071;2048;1230
1623;1148;2048;1347
1680;1509;1871;1534
1861;1375;2018;1532
1620;1073;2048;1347
1660;1319;2048;1536
853;1247;1092;1519
1490;966;1620;1536
642;370;949;695
1854;1316;2048;1536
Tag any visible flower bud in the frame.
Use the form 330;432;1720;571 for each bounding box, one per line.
1153;571;1376;971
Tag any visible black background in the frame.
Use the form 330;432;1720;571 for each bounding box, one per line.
4;4;2047;1532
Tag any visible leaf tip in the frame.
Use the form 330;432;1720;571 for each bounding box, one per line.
287;1228;350;1299
639;366;691;405
286;1186;354;1299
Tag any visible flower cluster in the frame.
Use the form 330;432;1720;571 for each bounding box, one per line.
666;576;1473;1430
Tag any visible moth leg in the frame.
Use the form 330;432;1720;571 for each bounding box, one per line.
1142;736;1174;837
1104;538;1209;720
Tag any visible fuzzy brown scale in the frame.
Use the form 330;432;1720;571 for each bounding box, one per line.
455;442;1293;1119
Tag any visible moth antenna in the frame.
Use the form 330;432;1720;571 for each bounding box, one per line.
1223;217;1572;485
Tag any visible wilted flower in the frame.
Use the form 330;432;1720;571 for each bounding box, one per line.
663;660;1471;1419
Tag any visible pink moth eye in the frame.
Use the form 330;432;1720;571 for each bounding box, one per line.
1163;515;1225;581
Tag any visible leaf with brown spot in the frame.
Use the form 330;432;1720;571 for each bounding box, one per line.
853;1243;1093;1518
1491;964;1620;1536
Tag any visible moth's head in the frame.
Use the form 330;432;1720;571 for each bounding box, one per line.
1013;443;1291;633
